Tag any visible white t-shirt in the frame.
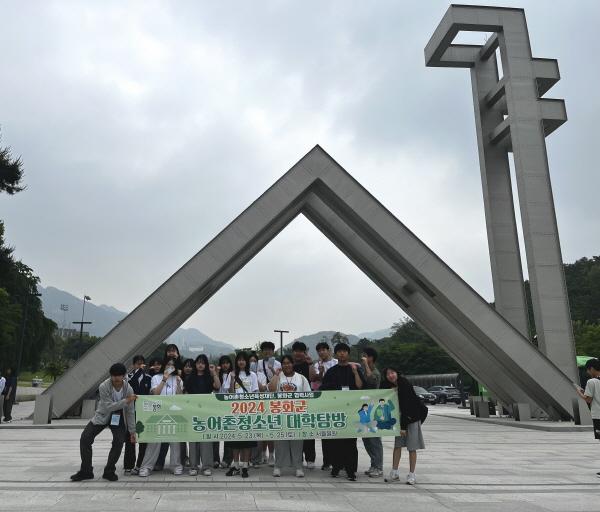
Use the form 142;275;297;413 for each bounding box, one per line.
112;386;125;402
313;358;338;374
257;358;282;383
223;371;259;394
151;374;181;396
584;378;600;419
256;371;267;390
276;372;311;393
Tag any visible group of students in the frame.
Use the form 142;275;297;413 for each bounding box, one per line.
70;340;426;485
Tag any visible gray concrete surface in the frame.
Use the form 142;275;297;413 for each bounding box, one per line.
1;408;600;511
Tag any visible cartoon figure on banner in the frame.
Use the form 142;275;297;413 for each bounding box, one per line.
374;398;397;430
356;400;378;433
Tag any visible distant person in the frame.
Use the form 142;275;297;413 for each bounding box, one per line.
1;367;17;423
138;358;184;477
320;343;365;481
257;341;280;465
360;347;384;478
575;358;600;476
70;363;137;482
268;355;311;477
123;355;152;475
381;367;426;485
184;354;220;476
292;341;315;469
0;369;5;424
309;342;337;470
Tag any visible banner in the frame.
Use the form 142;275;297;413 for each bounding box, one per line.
135;389;400;443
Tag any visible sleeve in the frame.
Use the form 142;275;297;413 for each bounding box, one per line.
584;379;595;398
125;385;136;434
250;373;260;392
150;374;162;392
300;375;311;392
257;372;267;388
0;378;5;395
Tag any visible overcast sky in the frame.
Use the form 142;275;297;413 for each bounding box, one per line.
1;0;599;348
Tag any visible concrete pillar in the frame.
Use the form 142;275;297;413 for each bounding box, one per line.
33;394;53;425
81;399;97;419
475;401;490;418
513;403;531;421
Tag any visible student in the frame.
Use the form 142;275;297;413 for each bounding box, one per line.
292;341;316;469
360;347;384;478
309;342;337;470
249;352;268;392
214;355;234;468
71;363;137;482
185;354;220;476
1;367;16;423
146;358;162;377
153;344;183;471
124;355;152;475
320;343;365;481
257;341;280;465
381;367;425;485
223;351;259;478
138;358;184;477
575;357;600;476
182;358;195;378
0;370;5;424
268;355;311;477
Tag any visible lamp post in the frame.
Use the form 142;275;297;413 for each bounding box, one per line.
73;295;92;360
274;329;289;356
16;291;42;377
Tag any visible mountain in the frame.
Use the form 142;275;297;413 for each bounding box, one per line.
38;285;236;357
357;328;393;340
283;330;361;355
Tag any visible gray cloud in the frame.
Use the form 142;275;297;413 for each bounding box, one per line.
1;0;598;347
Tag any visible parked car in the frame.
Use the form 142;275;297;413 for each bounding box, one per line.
413;386;437;405
428;385;462;404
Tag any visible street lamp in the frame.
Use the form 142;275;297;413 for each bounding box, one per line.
274;329;289;355
73;295;92;360
16;290;42;377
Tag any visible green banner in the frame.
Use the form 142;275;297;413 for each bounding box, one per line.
135;390;400;443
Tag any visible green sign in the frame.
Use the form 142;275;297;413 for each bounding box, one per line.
135;389;400;443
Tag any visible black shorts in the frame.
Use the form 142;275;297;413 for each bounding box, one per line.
593;419;600;440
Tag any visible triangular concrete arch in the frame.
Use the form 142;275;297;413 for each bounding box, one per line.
45;146;581;420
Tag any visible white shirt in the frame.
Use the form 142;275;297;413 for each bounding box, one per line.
257;358;282;383
313;358;338;374
275;372;311;393
585;378;600;419
151;374;181;396
112;386;125;402
256;371;267;390
223;371;259;393
0;377;5;395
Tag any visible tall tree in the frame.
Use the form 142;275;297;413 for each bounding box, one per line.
0;137;25;195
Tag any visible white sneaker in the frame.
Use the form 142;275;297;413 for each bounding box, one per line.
202;468;212;476
189;468;198;476
138;467;150;477
306;461;315;470
173;465;184;475
296;469;305;478
272;467;281;477
369;469;383;478
364;466;375;476
387;469;399;481
406;472;416;485
268;454;275;467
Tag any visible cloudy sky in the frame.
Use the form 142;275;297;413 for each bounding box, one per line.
1;0;599;348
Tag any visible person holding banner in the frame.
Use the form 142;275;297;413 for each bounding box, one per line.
320;343;365;481
138;358;184;477
70;363;137;482
214;355;234;469
224;351;259;478
184;354;221;476
268;355;312;478
381;367;426;485
257;341;280;466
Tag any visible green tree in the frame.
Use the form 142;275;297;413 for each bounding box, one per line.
0;138;25;194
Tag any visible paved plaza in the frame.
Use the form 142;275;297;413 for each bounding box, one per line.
1;405;600;511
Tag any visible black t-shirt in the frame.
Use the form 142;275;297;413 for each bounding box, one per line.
184;373;214;394
320;365;365;391
293;361;310;380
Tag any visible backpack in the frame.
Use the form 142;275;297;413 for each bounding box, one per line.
419;401;428;424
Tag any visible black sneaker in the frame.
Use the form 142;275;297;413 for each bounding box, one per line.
102;472;118;482
321;464;331;471
346;473;357;481
225;467;240;477
241;468;249;478
330;469;339;478
70;471;94;482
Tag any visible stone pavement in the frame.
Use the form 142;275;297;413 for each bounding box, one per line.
1;405;600;511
